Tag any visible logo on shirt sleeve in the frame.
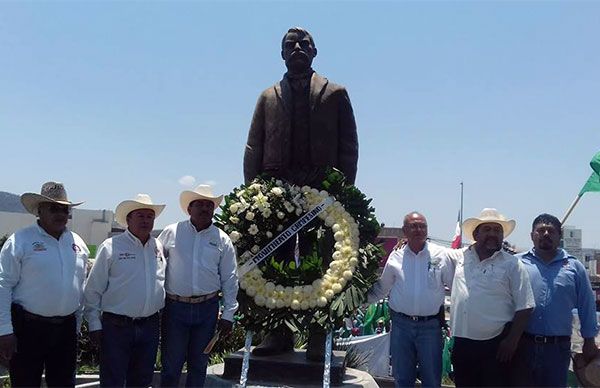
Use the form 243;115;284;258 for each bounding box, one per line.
32;242;47;252
72;244;81;253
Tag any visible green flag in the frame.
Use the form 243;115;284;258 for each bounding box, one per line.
591;151;600;175
579;151;600;195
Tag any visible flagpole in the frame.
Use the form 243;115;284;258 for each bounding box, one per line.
561;194;582;225
459;182;464;247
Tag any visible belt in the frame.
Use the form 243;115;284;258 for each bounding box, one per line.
19;308;74;325
396;311;438;322
523;332;571;344
102;312;158;325
167;292;218;304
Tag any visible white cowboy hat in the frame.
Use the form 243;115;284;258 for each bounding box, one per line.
462;208;516;241
114;194;165;227
573;352;600;387
179;184;223;214
21;181;84;216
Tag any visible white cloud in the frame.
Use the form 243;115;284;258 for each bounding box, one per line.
178;175;196;187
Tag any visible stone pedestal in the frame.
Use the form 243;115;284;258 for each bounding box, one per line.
208;361;378;387
220;349;348;386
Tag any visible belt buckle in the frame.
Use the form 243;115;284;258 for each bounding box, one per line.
411;316;419;321
534;335;546;344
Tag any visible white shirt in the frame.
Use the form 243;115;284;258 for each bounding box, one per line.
0;223;89;336
83;230;166;331
450;246;535;340
158;221;239;321
368;242;459;316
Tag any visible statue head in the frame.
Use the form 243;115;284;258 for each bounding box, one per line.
281;27;317;74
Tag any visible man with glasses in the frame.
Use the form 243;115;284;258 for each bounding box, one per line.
368;212;459;388
0;181;88;387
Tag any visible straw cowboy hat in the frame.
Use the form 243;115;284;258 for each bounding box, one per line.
179;184;223;214
20;181;83;216
462;208;516;241
573;352;600;387
114;194;165;227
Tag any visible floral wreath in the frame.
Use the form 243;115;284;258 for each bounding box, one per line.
215;170;384;332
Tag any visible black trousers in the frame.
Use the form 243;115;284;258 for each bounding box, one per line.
451;330;511;387
9;304;77;387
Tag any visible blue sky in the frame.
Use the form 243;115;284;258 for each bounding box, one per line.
2;1;600;249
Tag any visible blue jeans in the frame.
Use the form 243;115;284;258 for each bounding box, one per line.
390;310;443;388
99;313;160;387
511;336;571;387
160;297;219;387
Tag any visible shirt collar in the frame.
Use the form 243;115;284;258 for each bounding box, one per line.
526;247;571;264
186;220;213;234
466;244;504;263
405;241;429;256
125;229;149;247
35;222;66;240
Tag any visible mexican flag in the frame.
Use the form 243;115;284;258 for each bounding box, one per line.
451;211;462;249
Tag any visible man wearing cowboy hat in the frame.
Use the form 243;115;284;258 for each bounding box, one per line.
158;184;238;387
368;212;461;388
450;208;535;387
0;181;89;387
83;194;166;387
512;213;599;387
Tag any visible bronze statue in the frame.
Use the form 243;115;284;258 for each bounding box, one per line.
243;27;359;360
244;27;358;188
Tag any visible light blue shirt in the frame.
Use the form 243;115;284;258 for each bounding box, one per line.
518;248;599;338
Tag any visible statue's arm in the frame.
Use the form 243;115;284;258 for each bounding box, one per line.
337;89;359;185
243;93;266;184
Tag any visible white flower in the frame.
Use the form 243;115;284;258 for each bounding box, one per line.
277;211;285;220
277;224;283;232
245;211;255;221
246;286;257;297
229;203;240;214
300;300;310;310
254;295;266;306
332;283;343;293
324;289;335;300
266;231;273;238
248;224;259;235
249;183;262;192
262;208;272;218
230;216;239;224
251;245;260;254
295;208;302;216
266;298;277;309
229;231;241;243
342;270;353;280
291;300;301;310
271;187;284;196
317;297;328;307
